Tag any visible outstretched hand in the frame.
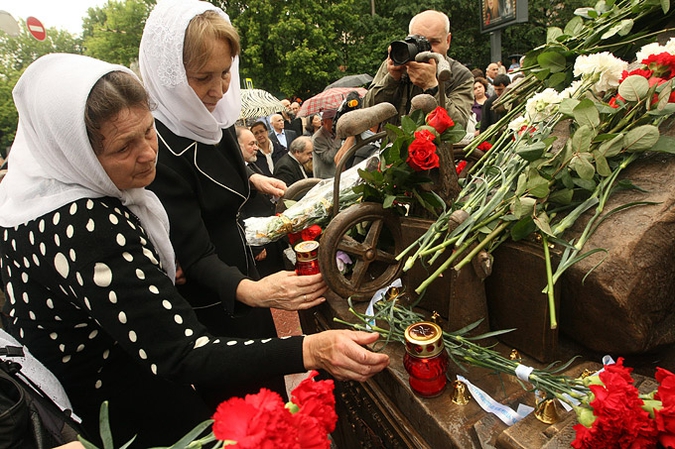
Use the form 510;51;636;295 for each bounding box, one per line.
249;173;287;197
236;271;327;311
303;330;390;381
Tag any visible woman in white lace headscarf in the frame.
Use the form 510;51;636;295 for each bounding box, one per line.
0;51;389;447
139;0;389;408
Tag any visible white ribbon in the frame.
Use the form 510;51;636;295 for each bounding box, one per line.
456;375;532;426
365;278;402;329
515;363;534;382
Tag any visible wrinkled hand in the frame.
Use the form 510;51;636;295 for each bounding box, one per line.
249;173;287;197
303;330;390;381
236;271;327;310
406;58;438;91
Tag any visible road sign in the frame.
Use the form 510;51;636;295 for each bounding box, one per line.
26;16;46;41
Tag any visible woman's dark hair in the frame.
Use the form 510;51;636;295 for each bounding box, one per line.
250;120;268;132
85;71;151;154
474;77;489;90
305;114;319;134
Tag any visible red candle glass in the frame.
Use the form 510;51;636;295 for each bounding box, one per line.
403;321;448;397
294;241;320;275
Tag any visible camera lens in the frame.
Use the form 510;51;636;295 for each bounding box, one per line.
390;40;415;65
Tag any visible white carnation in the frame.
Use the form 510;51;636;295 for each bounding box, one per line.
573;52;628;94
665;37;675;56
508;115;529;132
561;80;584;99
525;88;563;123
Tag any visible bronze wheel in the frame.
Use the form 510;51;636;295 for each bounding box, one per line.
319;203;403;301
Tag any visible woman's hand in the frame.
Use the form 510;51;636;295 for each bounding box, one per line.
249;173;286;197
236;271;327;310
303;330;390;381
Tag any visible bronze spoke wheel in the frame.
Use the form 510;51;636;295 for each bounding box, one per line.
319;203;403;301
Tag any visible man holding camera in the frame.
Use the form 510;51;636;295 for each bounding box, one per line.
364;10;473;128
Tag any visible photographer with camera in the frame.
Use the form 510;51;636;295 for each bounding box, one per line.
363;10;473;128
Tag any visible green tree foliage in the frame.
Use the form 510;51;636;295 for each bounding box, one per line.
82;0;155;66
0;22;81;155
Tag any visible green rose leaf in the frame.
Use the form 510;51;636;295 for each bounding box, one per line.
592;150;612;177
573;99;601;128
511;216;537;241
548;188;574;205
547;27;563;43
537;51;567;74
533;211;554;236
559;98;580;116
511;196;537;219
570;154;596;179
598;134;624;158
383;194;396;209
565;16;585;35
546;72;569;89
573;176;596;191
648;135;675;154
401;115;417;135
440;126;467;144
618;75;650;102
526;173;550;198
571;124;596;153
516;141;547;162
601;19;633;39
662;0;671;14
623;125;660;152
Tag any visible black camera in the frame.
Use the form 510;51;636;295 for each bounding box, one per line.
389;35;431;66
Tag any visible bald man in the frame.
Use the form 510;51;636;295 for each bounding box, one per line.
364;10;473;128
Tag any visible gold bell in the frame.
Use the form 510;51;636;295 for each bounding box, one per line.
533;398;561;424
450;380;471;405
579;369;594;379
385;286;400;300
509;349;522;361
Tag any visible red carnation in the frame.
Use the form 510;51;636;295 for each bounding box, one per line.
642;52;675;80
620;68;654;82
291;370;337;434
301;224;322;241
407;131;440;171
426;106;454;134
455;160;467;175
477;141;493;152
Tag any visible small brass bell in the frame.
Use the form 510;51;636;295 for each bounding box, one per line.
509;349;522;361
451;380;471;405
431;311;441;324
579;369;594;379
534;398;561;424
385;286;400;300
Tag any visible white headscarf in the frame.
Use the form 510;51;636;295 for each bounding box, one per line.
0;53;176;282
139;0;242;145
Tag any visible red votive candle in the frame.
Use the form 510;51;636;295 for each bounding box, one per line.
294;240;320;275
403;321;448;397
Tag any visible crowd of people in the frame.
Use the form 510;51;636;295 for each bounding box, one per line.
0;1;526;447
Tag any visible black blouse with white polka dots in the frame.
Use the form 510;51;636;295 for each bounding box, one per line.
0;197;304;446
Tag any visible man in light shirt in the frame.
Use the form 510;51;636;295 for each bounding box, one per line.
269;113;297;150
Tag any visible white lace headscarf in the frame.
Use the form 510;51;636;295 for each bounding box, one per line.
139;0;242;145
0;53;176;282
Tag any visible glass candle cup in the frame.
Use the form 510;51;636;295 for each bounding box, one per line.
294;240;320;275
403;321;448;397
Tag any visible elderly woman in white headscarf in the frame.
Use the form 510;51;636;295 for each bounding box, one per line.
0;53;389;446
140;0;350;406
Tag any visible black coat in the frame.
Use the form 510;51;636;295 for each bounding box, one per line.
148;120;288;404
273;152;308;187
269;128;297;150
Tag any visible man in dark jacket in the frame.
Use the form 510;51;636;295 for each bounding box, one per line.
364;10;473;128
274;136;313;187
479;73;511;135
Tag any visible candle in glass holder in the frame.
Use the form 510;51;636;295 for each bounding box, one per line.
403;321;448;397
294;240;320;275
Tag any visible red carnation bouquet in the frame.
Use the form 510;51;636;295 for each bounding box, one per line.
212;370;337;449
572;358;675;449
354;106;465;216
80;370;337;449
